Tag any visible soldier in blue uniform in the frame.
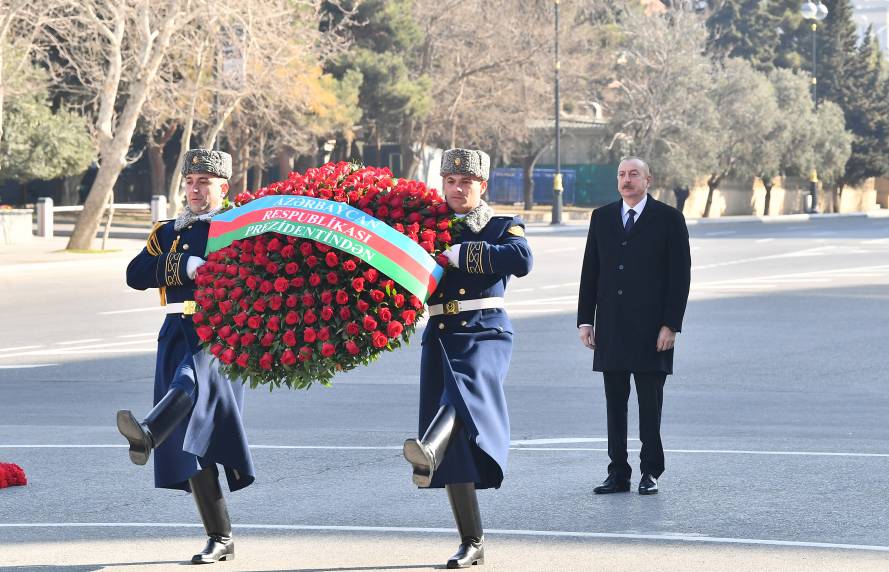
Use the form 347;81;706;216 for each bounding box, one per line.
402;148;532;569
118;149;255;564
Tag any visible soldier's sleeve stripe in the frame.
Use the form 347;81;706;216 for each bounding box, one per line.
507;225;525;237
146;222;164;256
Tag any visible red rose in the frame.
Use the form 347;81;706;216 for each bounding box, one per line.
309;273;322;287
210;343;223;356
318;326;331;341
423;217;436;229
286;294;298;308
339;306;352;320
306;255;318;268
217;325;232;339
230;287;244;300
259;280;273;294
409;295;423;310
393;294;405;308
286;262;300;275
220;348;236;365
345;340;360;355
351;277;365;292
376;205;389;218
356;299;370;313
247;315;263;330
281;245;295;258
391;207;405;220
326;272;339;285
253;298;267;313
266;263;279;275
300;242;313;256
209;313;223;326
325;252;339;267
420;241;434;253
235;191;254;205
193;311;205;324
407;212;422;223
378;307;392;322
346;321;360;335
370;289;385;303
321;290;333;304
267;316;281;332
241;332;257;347
401;310;417;325
437;218;451;230
421;229;436;243
281;349;297;367
298;346;313;362
283;330;298;346
270;295;283;311
321;343;336;357
267;237;282;252
285;311;299;325
236;352;250;367
321;306;334;321
387;320;404;338
336;290;349;305
437;230;452;243
364;268;379;283
302;293;315;307
303;309;317;324
343;260;357;272
435;203;450;215
261;332;275;347
196;325;214;342
246;276;259;289
303;328;317;343
371;331;388;348
363;315;378;331
291;277;305;288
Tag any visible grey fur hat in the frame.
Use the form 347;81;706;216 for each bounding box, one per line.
440;148;490;181
181;148;232;180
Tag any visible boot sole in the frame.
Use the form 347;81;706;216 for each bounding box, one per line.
403;439;433;487
116;410;150;466
446;557;484;568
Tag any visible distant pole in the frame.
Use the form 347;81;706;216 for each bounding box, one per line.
801;1;827;212
552;0;563;225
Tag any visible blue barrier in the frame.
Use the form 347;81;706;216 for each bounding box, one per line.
488;168;576;205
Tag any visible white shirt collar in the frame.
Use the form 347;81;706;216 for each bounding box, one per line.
622;194;648;222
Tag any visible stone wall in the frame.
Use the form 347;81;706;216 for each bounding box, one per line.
0;210;33;245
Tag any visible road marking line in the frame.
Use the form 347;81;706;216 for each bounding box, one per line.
755;238;774;243
702;230;737;236
1;444;886;458
511;437;612;445
0;364;59;369
507;295;576;306
862;238;889;244
118;333;156;338
694;247;829;270
0;523;886;552
99;307;164;315
0;345;43;353
510;288;536;293
55;339;103;345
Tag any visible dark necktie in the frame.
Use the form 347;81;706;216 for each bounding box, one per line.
624;209;636;233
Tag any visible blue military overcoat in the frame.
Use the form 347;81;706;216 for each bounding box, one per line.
126;218;255;492
420;211;532;489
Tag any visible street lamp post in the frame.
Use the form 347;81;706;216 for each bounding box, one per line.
801;1;828;213
552;0;563;225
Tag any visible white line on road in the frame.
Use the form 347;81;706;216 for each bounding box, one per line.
0;364;59;369
1;522;887;552
118;333;156;338
755;238;775;243
0;345;43;353
99;306;164;315
862;238;889;244
694;246;830;270
0;339;156;359
1;443;887;458
55;338;103;345
702;230;738;236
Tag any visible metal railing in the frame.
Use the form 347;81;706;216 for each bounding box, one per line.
35;196;168;239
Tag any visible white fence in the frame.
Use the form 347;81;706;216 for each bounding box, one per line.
35;196;168;238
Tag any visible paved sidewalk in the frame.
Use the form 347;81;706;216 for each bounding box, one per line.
1;529;888;571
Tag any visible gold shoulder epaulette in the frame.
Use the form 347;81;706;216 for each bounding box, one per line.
507;225;525;237
146;222;165;256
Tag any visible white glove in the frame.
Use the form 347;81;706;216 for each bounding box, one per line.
186;256;206;279
442;244;461;267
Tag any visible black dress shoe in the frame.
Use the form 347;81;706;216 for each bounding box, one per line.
593;475;631;494
638;474;658;495
191;535;234;564
446;536;484;569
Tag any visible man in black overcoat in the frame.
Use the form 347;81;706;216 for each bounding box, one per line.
577;156;691;496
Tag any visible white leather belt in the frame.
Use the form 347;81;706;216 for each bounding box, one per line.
160;301;197;315
427;297;504;316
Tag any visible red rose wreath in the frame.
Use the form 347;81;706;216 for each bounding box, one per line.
192;162;455;389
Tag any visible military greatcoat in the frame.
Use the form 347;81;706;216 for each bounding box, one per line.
126;218;255;492
420;207;532;489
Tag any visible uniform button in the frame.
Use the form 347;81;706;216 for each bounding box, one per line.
621;241;628;246
182;244;190;250
438;323;445;330
618;264;624;270
181;314;186;319
497;326;504;333
458;288;466;295
617;289;623;295
438;292;444;299
176;234;181;240
460;320;467;326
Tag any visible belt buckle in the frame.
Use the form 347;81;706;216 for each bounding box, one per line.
182;301;197;315
443;300;460;315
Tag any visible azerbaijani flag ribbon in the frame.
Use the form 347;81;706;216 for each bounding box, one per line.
207;195;446;302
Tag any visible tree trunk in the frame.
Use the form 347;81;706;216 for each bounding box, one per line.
276;146;294;179
60;173;85;206
763;181;773;216
522;155;535;212
703;175;720;218
251;130;266;189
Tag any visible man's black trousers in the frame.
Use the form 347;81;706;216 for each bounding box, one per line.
603;371;666;479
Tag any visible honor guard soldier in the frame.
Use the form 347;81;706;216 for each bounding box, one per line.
402;148;532;568
118;149;255;564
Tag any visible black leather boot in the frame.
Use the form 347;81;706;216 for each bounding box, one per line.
403;405;460;487
116;388;193;465
446;483;484;568
189;464;234;564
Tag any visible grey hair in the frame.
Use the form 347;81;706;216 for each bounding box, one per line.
619;156;651;177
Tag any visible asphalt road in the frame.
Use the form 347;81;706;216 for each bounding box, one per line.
1;213;888;571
